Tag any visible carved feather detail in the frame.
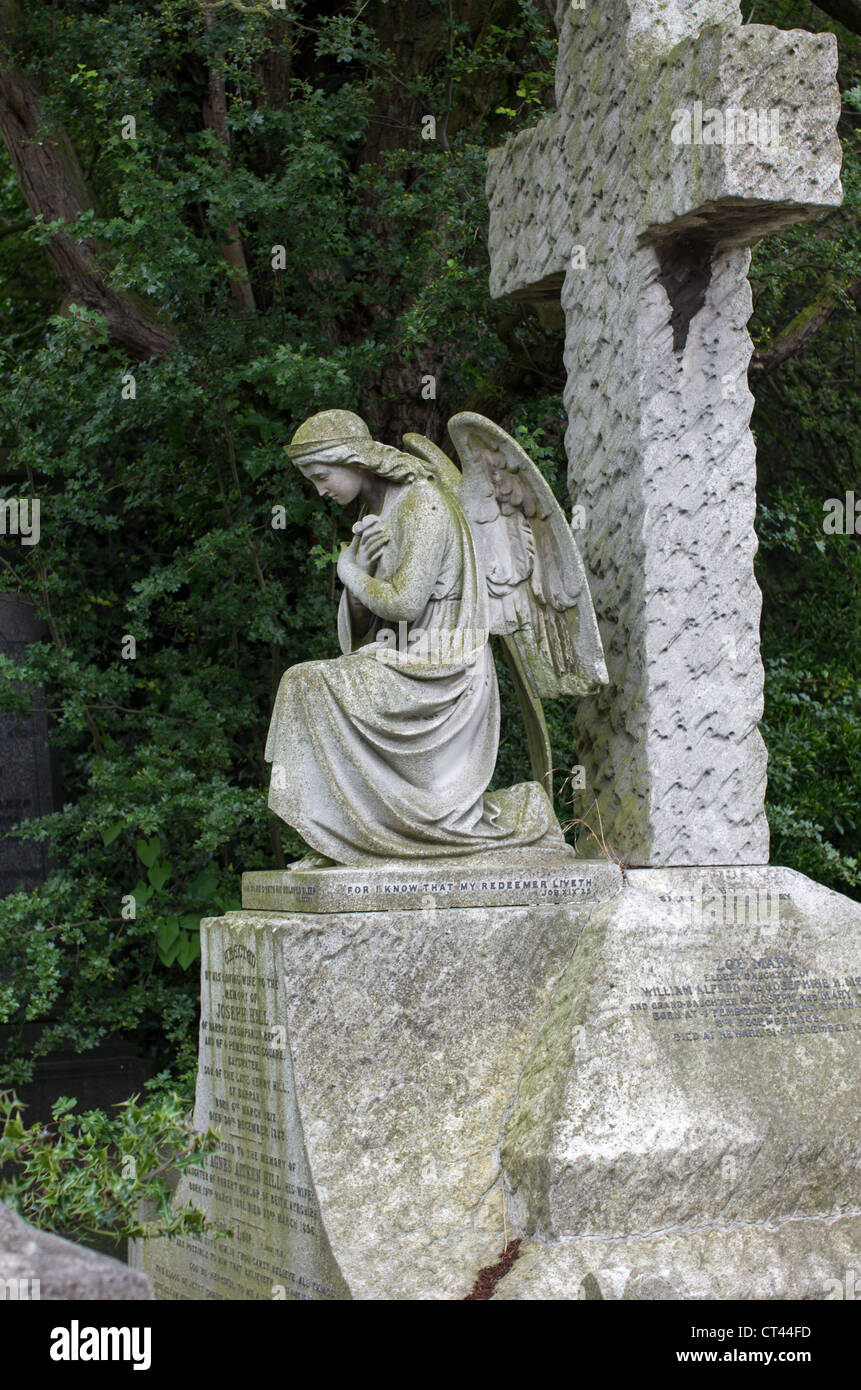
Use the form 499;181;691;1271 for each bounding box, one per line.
447;412;608;701
402;415;609;704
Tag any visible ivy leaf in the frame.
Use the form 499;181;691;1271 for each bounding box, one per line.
148;863;172;892
156;917;180;965
176;933;200;971
136;837;161;868
187;867;218;901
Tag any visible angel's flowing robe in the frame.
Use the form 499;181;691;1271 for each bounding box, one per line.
265;475;566;863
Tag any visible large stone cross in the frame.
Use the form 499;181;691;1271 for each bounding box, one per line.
487;0;842;866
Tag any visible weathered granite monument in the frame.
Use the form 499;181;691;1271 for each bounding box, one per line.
136;0;861;1300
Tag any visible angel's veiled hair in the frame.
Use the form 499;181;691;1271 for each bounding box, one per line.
293;439;432;483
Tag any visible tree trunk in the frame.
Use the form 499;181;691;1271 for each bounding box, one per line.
203;10;256;313
751;277;861;375
0;63;176;360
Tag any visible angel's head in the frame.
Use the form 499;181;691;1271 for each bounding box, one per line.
286;410;431;506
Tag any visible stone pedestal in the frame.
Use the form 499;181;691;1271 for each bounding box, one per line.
134;863;861;1300
497;866;861;1299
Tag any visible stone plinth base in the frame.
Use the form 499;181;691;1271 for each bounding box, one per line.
241;854;620;913
498;865;861;1299
134;864;861;1300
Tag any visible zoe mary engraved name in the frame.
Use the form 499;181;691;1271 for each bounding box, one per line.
632;955;861;1042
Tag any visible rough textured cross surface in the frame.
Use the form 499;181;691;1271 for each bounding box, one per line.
487;0;842;865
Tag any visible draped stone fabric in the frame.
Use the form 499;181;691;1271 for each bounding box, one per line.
265;475;564;863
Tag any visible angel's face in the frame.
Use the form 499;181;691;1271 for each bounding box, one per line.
299;459;364;506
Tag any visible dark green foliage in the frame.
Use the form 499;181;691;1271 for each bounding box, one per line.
0;0;560;1087
0;0;858;1109
746;0;861;896
757;485;861;893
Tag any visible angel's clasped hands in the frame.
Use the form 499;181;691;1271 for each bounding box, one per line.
351;514;391;569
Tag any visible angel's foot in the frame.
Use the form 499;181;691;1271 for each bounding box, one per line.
288;851;336;871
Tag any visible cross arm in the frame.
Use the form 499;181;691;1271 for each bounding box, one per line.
635;24;842;246
486;111;572;301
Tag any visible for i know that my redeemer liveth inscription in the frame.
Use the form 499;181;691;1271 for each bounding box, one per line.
241;855;603;913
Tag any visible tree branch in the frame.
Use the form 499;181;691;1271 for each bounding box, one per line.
750;277;861;376
203;10;256;312
0;62;175;359
813;0;861;37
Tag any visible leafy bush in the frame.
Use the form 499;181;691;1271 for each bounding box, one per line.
0;1084;222;1244
757;485;861;894
0;1;560;1084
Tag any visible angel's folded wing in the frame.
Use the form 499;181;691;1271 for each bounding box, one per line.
447;411;608;700
401;433;463;494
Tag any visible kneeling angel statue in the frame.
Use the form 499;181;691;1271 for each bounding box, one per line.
265;409;608;865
